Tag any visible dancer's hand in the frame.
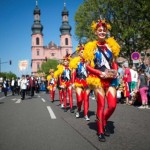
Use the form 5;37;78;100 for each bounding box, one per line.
60;85;65;89
71;83;75;88
100;72;107;79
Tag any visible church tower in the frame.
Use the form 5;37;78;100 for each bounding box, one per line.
31;0;44;74
60;3;72;56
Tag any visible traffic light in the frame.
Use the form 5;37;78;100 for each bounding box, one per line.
9;60;12;65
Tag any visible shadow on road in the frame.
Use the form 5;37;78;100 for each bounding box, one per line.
87;120;115;135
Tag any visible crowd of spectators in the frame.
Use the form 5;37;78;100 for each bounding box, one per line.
0;75;47;99
116;60;150;109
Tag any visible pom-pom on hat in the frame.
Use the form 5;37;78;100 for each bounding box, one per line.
91;19;111;32
49;69;54;73
63;53;71;61
76;43;84;52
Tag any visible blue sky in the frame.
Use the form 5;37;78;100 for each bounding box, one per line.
0;0;83;77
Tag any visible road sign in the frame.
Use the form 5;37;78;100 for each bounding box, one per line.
131;52;140;60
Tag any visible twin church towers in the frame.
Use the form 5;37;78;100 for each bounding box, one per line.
31;1;72;74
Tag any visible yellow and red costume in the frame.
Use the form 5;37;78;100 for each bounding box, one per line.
54;64;64;106
83;19;120;141
59;54;74;112
47;69;57;102
69;44;90;119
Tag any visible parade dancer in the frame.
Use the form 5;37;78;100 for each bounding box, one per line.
54;62;64;108
47;69;57;102
69;44;90;121
59;54;74;113
83;19;120;142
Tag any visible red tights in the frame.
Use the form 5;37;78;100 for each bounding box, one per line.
96;91;116;134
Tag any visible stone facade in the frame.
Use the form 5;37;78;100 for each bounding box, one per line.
31;3;72;74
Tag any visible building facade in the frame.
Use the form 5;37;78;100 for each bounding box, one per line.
31;3;72;74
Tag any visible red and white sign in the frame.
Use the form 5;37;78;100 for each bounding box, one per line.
19;60;28;71
131;52;141;60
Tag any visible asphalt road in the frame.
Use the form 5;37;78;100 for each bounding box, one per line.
0;90;150;150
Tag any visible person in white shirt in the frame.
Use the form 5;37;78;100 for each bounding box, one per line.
11;77;16;96
20;75;27;100
130;66;138;92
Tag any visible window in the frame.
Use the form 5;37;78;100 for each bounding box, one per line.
66;49;68;54
65;38;68;45
51;53;55;56
36;37;40;45
37;63;40;69
37;50;39;56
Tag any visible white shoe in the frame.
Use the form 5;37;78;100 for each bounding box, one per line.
92;96;95;100
145;105;150;109
84;115;90;121
61;104;64;108
75;111;80;118
138;105;145;109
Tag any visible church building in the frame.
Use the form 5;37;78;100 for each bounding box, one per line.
31;2;72;74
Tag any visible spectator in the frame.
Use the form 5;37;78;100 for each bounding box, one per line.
137;69;149;109
20;75;27;100
28;74;36;98
11;77;16;96
145;63;150;78
138;59;146;70
130;66;138;92
2;77;8;96
123;76;130;105
16;77;21;95
123;63;132;93
116;86;123;103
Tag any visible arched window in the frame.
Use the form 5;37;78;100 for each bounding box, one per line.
37;50;39;56
65;38;68;45
36;37;40;45
37;63;40;69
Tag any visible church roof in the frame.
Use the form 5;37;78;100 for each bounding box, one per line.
48;41;58;49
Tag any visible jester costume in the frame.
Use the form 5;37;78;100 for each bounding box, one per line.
83;19;120;142
69;45;90;120
54;64;64;107
47;69;57;102
59;54;74;113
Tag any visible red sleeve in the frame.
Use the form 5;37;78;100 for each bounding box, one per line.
112;61;118;70
86;65;102;76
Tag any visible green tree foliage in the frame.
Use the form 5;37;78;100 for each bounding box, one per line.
0;72;17;80
74;0;150;58
38;59;58;76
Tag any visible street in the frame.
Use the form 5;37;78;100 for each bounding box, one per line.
0;90;150;150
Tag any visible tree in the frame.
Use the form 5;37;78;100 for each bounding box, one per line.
0;72;17;80
38;59;59;76
74;0;150;59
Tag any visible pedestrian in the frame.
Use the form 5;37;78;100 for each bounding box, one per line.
116;87;123;103
20;75;27;100
83;19;120;142
123;63;132;93
2;77;8;96
69;43;90;121
137;69;149;109
11;77;16;96
122;76;130;105
16;77;21;95
130;66;138;92
28;74;36;98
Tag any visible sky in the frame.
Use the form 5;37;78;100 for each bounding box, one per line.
0;0;84;77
